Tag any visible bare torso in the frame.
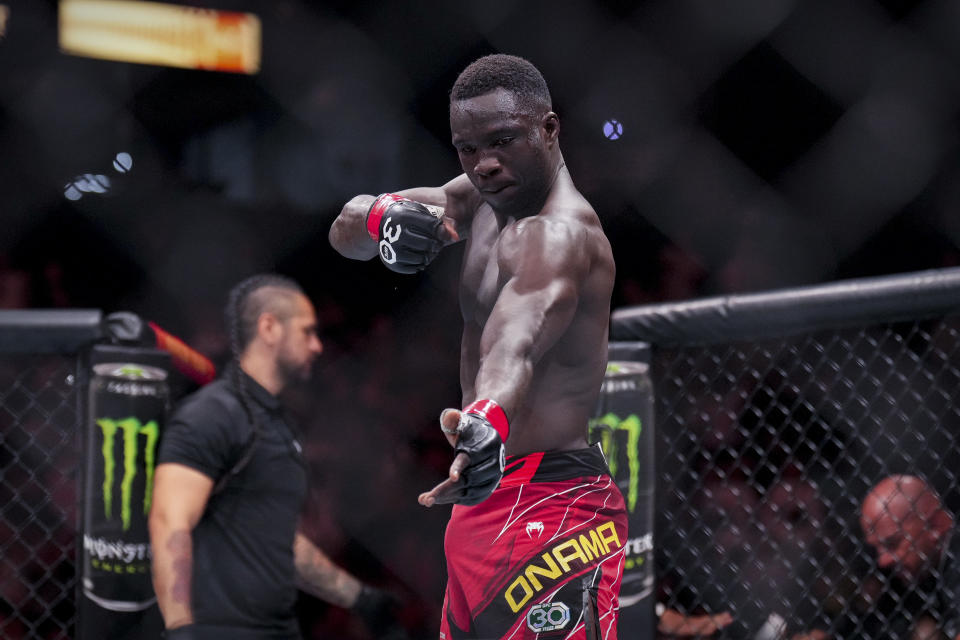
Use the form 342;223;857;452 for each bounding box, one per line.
457;172;614;456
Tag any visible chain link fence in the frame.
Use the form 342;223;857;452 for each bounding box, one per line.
0;355;82;639
5;268;960;640
0;310;101;640
612;268;960;639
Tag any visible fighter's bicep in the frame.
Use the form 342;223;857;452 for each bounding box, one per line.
485;222;588;355
488;276;579;349
498;218;591;292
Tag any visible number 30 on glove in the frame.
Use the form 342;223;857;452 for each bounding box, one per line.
366;193;447;274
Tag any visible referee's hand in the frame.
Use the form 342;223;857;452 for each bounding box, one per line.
352;585;410;640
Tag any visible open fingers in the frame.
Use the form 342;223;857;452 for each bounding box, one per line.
417;452;471;507
447;451;470;481
418;477;462;507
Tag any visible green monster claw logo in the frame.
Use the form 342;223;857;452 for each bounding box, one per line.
97;418;159;531
589;413;641;512
115;365;148;378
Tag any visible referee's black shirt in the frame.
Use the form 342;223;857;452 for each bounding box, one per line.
158;368;307;637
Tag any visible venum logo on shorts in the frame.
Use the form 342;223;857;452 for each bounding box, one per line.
526;601;570;633
379;216;402;264
503;520;623;613
526;521;544;538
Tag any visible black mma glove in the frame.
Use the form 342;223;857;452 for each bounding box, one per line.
352;584;409;640
453;399;509;506
365;193;446;274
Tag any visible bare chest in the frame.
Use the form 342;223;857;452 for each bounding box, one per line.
459;215;506;326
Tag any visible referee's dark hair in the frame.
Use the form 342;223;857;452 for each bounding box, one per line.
216;273;303;492
227;274;304;356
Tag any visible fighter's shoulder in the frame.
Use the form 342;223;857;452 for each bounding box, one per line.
499;215;592;283
511;200;601;248
510;213;586;243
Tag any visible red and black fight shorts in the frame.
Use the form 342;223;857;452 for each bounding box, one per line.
440;444;628;640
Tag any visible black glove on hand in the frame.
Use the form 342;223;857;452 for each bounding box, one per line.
453;412;505;506
163;624;198;640
366;194;446;274
352;585;408;640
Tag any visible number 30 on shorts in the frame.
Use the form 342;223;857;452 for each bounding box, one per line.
525;601;570;633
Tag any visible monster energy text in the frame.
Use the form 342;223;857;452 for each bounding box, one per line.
84;534;151;563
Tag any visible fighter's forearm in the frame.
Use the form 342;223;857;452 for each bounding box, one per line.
472;280;579;420
150;527;194;629
329;195;378;260
293;533;362;608
472;343;533;420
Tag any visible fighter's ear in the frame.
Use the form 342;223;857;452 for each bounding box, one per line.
542;111;560;144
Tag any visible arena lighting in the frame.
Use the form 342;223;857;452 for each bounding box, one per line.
63;152;133;201
603;119;623;140
58;0;260;74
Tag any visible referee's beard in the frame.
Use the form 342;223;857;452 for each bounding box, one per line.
277;352;316;388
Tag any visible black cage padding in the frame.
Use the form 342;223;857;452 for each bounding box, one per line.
611;267;960;347
0;309;103;354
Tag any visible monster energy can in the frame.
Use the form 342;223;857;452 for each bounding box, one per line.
83;348;169;612
590;342;655;638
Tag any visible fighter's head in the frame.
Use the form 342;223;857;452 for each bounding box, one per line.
226;274;322;390
860;475;953;582
449;54;560;215
451;54;552;117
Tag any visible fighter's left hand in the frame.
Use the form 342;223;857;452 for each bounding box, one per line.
418;409;469;507
418;408;504;507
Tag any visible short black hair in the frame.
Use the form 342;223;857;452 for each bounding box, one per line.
450;54;552;115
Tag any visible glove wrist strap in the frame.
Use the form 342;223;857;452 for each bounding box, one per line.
463;398;509;441
366;193;405;241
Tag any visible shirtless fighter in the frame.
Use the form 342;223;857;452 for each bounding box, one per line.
329;54;627;640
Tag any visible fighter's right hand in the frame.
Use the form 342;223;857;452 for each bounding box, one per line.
366;194;451;274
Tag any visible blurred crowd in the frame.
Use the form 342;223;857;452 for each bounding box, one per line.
653;312;960;640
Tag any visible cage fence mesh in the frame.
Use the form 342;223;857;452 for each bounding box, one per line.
0;356;80;640
652;315;960;639
2;301;960;639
